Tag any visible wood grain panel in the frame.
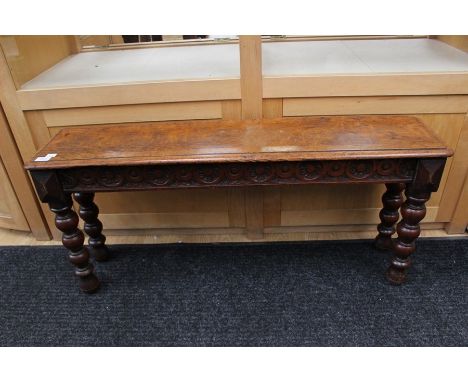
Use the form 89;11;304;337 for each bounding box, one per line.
434;36;468;53
0;83;52;232
264;73;468;98
79;35;112;48
227;188;245;227
221;100;242;120
221;99;245;227
239;36;263;119
0;106;49;238
281;183;387;228
0;157;29;230
281;179;439;227
264;187;282;227
95;189;228;213
437;114;468;222
28;116;451;170
42;101;222;127
446;171;468;233
245;188;264;239
263;99;283;118
281;183;386;212
94;189;230;230
99;212;229;229
0;48;38;162
241;40;264;240
17;79;242;110
0;36;74;88
415;114;465;208
282;207;439;226
284;96;468;116
262;99;283;227
24;110;51;149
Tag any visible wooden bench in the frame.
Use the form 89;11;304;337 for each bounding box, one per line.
25;116;453;293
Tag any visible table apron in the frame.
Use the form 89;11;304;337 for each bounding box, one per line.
48;158;419;192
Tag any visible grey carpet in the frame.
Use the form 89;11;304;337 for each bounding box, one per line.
0;238;466;346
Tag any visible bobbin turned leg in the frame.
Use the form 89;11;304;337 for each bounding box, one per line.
51;195;100;293
385;158;447;285
374;183;405;251
30;171;100;293
73;192;110;262
386;187;430;285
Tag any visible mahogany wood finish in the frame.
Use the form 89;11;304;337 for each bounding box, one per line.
26;116;453;292
56;159;418;192
26;116;450;169
30;171;100;293
73;192;110;262
375;183;405;251
386;158;447;285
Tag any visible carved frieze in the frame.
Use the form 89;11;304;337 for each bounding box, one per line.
58;159;417;192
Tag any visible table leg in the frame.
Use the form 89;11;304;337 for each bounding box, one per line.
73;192;110;262
386;187;431;285
374;182;405;250
50;195;100;293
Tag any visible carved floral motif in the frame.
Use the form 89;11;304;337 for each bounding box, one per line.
59;159;417;191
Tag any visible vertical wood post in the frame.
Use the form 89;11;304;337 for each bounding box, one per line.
0;47;37;162
446;171;468;233
0;47;51;240
442;113;468;233
239;36;264;239
0;39;73;240
0;105;51;239
239;35;263;119
67;36;82;54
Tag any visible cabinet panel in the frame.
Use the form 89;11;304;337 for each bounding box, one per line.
0;156;29;231
0;103;49;239
95;189;232;230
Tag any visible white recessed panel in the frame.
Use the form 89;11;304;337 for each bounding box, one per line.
263;38;468;76
21;38;468;90
345;38;468;73
22;44;240;89
263;40;371;76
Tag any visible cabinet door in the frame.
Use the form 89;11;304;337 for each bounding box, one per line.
0;155;29;231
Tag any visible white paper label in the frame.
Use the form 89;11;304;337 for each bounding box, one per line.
34;153;57;162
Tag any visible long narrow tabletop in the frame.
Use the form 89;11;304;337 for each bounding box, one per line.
26;116;452;170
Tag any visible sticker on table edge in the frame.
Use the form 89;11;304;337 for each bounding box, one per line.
34;153;58;162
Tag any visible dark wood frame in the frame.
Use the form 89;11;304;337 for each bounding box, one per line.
30;157;447;293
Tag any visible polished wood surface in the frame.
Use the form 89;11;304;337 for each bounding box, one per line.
26;116;452;170
73;192;110;262
374;183;405;250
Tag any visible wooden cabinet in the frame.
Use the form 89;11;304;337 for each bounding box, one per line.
0;104;50;239
0;155;29;231
0;35;467;240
